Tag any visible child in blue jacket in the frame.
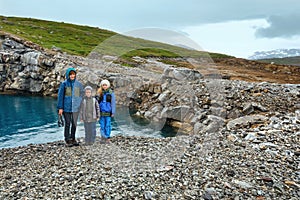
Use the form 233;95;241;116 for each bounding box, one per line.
57;67;84;146
96;79;116;143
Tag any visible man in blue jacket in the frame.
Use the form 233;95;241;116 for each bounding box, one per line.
57;67;84;146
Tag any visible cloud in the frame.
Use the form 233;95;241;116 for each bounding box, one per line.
255;13;300;38
1;0;300;39
82;0;300;40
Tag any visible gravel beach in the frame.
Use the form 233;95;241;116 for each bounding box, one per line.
1;78;299;200
1;115;299;200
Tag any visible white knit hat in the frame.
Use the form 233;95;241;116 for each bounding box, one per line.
100;79;110;88
84;86;93;91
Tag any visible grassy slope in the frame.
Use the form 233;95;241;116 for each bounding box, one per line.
0;15;115;56
0;15;232;60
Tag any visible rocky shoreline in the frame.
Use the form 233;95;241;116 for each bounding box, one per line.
1;107;299;199
0;80;299;199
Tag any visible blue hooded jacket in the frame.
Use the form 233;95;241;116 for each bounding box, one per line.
57;68;84;112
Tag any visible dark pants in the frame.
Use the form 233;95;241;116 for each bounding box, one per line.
84;122;96;144
63;112;79;142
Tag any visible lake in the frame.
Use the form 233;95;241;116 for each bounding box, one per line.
0;95;178;149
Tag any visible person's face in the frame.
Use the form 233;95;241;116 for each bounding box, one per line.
102;84;108;90
85;90;92;97
69;71;76;80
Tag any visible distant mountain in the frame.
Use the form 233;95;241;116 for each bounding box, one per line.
248;48;300;60
255;56;300;66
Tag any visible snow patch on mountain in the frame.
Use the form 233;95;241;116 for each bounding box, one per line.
248;49;300;60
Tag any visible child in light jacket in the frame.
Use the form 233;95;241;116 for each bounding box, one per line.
80;86;100;145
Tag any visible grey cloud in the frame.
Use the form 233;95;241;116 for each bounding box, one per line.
95;0;300;40
1;0;300;39
255;14;300;38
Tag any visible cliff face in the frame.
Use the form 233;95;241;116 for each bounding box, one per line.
0;34;56;94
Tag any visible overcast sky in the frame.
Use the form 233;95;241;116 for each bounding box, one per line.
0;0;299;58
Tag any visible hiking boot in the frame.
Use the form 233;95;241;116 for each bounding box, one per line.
100;137;106;144
70;139;80;146
65;140;73;147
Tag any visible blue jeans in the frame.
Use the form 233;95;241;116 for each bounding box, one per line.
84;122;96;143
99;116;111;139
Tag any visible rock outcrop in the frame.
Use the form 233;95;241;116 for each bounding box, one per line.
0;32;299;137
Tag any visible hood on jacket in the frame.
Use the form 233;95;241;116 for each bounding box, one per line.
65;67;76;80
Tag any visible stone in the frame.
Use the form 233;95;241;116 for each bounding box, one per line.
227;115;268;130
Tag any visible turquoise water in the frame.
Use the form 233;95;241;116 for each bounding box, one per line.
0;95;178;149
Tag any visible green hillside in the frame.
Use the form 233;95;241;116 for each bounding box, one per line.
0;15;232;61
0;15;115;56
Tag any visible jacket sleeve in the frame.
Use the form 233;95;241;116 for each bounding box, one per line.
111;92;116;115
79;100;84;120
57;82;65;110
80;82;84;98
95;98;100;118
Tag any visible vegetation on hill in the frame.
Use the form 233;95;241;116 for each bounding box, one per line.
0;15;115;56
0;15;232;61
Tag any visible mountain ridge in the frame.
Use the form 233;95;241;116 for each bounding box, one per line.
256;56;300;67
0;15;230;59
